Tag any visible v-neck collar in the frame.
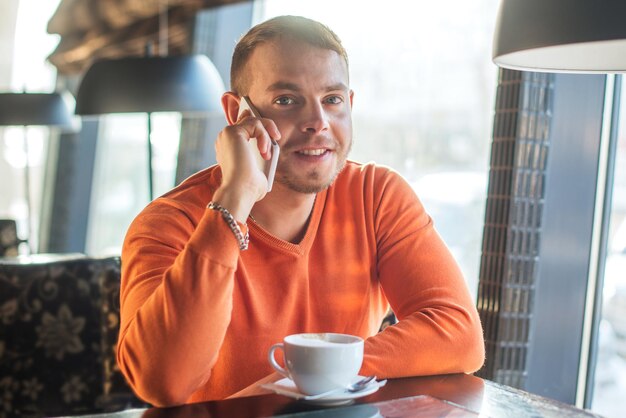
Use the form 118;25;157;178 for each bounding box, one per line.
247;188;327;256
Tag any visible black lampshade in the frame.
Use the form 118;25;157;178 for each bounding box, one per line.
75;55;224;115
0;92;75;127
493;0;626;73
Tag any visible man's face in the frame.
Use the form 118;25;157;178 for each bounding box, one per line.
243;39;353;194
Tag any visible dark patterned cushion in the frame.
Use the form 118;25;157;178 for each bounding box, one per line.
0;255;143;417
98;260;144;411
379;309;397;331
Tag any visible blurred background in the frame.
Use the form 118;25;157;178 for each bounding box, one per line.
1;0;625;416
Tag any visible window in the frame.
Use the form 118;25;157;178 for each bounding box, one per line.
0;0;61;253
86;113;181;255
257;0;499;294
591;80;626;418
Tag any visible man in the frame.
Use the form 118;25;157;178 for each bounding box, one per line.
118;15;484;407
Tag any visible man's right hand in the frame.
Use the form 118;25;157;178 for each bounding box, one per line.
212;108;281;223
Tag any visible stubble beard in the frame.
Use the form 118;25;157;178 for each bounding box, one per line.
275;138;353;194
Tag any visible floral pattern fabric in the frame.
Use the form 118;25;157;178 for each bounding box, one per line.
36;304;86;360
0;256;143;418
100;260;141;409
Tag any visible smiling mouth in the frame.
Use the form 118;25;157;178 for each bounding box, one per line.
297;148;329;156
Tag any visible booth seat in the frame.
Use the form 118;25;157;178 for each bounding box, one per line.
0;254;144;418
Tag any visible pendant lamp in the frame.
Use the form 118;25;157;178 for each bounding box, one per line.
0;92;75;126
493;0;626;73
0;91;75;253
75;55;224;115
75;53;224;202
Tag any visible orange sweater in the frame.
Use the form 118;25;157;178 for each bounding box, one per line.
118;161;484;406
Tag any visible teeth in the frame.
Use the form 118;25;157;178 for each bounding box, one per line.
299;149;326;156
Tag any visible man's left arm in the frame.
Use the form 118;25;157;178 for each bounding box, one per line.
361;171;485;378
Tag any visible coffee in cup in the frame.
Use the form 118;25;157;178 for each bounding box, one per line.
268;333;364;395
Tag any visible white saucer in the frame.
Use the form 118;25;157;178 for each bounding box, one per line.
261;376;385;406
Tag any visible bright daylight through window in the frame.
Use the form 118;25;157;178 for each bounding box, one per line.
86;112;181;255
592;81;626;418
0;0;61;254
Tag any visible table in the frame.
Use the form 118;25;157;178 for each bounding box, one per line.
65;374;602;418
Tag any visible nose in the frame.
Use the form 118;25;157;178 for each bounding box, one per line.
299;102;330;134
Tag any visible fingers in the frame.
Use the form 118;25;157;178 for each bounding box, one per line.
214;112;280;203
234;114;281;159
215;126;269;200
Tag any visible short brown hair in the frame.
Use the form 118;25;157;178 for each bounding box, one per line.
230;15;349;94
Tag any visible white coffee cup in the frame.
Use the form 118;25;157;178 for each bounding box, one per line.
268;333;364;395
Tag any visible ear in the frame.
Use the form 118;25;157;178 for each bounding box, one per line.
221;92;241;125
349;89;354;109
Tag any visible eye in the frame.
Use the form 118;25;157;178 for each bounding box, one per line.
324;95;344;105
274;96;295;106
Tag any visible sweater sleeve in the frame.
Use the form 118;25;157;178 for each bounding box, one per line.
117;202;242;406
361;170;485;377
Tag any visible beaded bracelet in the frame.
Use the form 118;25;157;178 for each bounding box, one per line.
207;201;249;250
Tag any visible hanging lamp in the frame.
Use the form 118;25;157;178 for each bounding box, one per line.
0;92;75;126
0;91;75;253
493;0;626;72
74;2;224;201
74;55;224;115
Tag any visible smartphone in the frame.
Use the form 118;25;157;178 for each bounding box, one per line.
237;96;280;192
